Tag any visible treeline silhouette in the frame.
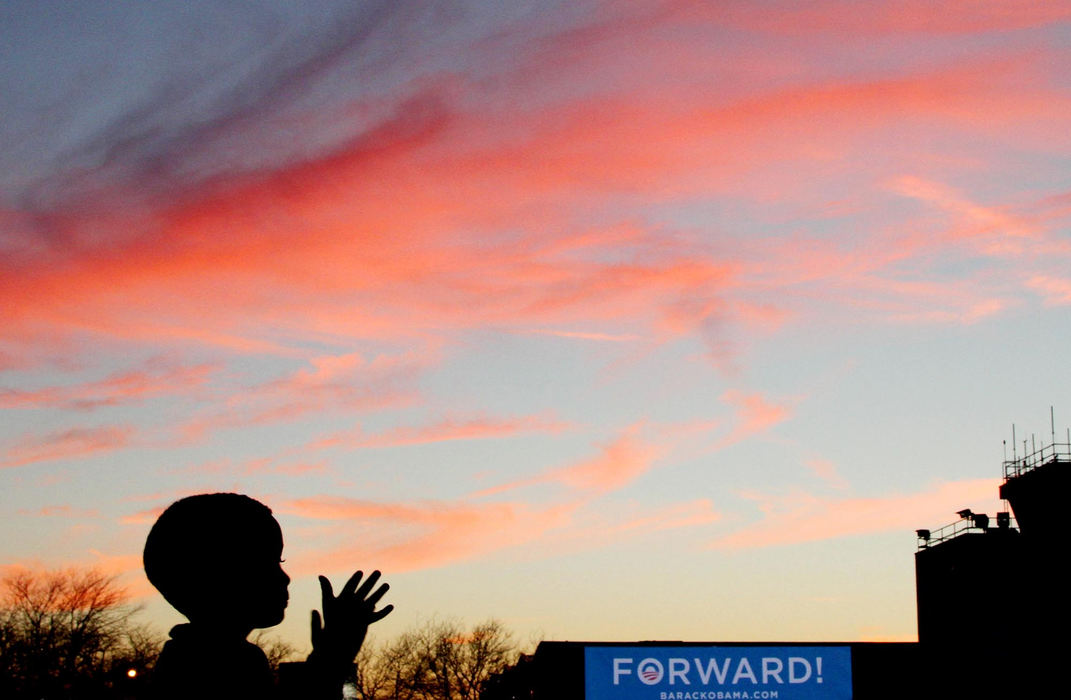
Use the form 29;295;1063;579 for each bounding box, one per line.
0;568;159;699
1;567;523;700
350;618;516;700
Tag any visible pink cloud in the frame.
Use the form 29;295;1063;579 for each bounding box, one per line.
1027;275;1071;305
0;362;216;410
174;457;329;477
0;2;1066;521
888;175;1038;252
176;349;427;442
711;478;1002;549
715;390;792;448
2;426;135;469
555;426;663;491
474;424;664;497
3;40;1067;374
733;208;1037;328
714;0;1071;37
804;458;849;491
889;297;1010;325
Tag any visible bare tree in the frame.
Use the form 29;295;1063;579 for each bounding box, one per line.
112;621;165;673
356;619;518;700
251;629;299;673
0;567;161;699
351;638;405;700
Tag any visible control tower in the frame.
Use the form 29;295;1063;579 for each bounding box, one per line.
997;430;1071;650
914;420;1070;692
999;431;1071;541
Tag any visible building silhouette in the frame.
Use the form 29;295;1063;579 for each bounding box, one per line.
485;422;1070;699
914;427;1070;694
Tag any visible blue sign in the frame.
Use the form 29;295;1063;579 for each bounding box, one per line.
585;646;852;700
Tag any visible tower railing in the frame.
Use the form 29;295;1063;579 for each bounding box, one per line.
1002;440;1071;480
916;513;1017;550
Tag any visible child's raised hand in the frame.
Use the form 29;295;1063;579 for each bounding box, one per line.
310;570;392;666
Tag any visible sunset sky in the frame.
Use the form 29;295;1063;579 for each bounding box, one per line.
2;1;1070;650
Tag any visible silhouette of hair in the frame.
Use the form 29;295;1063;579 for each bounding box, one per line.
143;493;281;620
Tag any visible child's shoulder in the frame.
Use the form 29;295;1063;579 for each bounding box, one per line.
152;624;274;699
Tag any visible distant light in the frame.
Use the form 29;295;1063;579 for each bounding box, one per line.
127;669;137;679
956;508;973;519
916;529;930;541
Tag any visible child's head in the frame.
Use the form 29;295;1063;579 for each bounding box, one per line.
144;493;290;630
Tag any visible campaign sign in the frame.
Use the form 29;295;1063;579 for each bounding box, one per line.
584;646;851;700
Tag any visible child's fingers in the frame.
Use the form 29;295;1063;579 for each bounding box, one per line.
318;575;335;607
340;570;364;598
366;582;389;607
354;570;382;600
370;604;394;623
310;609;323;638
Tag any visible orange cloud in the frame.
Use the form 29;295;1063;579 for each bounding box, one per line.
245;460;328;476
0;554;154;599
280;496;578;574
119;507;165;526
86;551;148;582
518;329;643;342
711;478;1002;549
311;413;571;450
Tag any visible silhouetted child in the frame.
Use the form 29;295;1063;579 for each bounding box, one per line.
144;493;391;700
